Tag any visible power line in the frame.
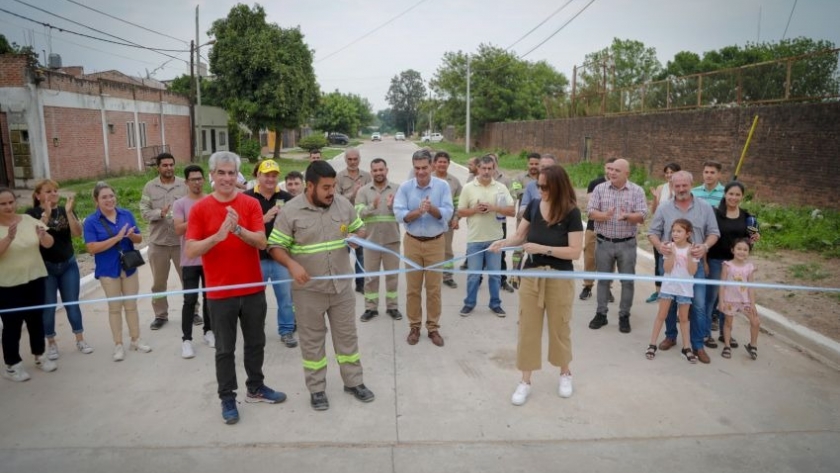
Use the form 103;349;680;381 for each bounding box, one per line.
316;0;429;64
519;0;597;58
781;0;799;40
63;0;188;45
10;0;188;53
0;16;161;66
0;7;189;62
506;0;575;50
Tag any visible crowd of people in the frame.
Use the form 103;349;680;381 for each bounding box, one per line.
0;146;763;419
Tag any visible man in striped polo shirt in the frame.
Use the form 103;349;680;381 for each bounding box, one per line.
586;158;648;334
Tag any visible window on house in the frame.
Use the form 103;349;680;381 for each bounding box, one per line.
219;131;227;147
127;122;136;148
139;122;147;148
201;130;207;151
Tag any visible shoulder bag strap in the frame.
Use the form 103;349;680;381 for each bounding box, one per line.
99;216;124;255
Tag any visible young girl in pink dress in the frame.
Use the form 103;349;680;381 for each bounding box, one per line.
719;238;759;360
646;219;698;363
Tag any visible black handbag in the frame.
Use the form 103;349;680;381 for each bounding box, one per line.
99;217;145;271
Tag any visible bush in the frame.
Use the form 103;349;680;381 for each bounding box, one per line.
298;134;328;152
238;139;262;163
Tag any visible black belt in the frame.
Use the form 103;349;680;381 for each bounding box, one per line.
407;233;443;242
596;234;636;243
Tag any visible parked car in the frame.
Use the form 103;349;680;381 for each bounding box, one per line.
371;132;381;141
421;132;444;143
394;132;405;141
328;133;350;145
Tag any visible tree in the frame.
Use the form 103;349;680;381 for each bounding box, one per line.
577;38;662;114
376;108;396;133
315;90;360;135
385;69;426;136
430;44;568;136
208;4;320;158
165;74;222;107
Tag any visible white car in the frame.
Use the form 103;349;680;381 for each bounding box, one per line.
395;132;405;141
421;133;443;143
371;132;381;141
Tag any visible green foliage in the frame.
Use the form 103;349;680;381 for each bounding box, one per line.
298;134;327;151
209;4;319;149
165;74;223;107
315;91;361;135
386;69;426;135
376;108;396;133
227;117;242;153
742;202;840;257
431;44;567;137
237;139;262;163
787;263;830;281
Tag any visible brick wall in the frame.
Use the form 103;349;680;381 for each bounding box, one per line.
478;102;840;209
44;107;107;180
0;55;28;87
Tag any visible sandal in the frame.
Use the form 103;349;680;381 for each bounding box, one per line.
745;343;758;360
721;347;731;359
645;344;657;360
682;347;697;364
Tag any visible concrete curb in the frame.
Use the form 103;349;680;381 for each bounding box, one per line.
78;246;150;299
637;247;840;370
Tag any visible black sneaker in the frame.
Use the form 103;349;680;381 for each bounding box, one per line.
618;316;631;333
360;310;378;322
386;309;403;320
588;313;608;330
443;279;458;289
150;318;167;330
501;281;515;293
221;399;239;424
459;305;474;317
344;384;375;403
311;391;329;411
579;287;592;300
491;306;507;317
355;286;364;295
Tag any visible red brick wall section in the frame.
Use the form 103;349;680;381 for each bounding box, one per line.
478;102;840;209
0;55;29;87
164;115;191;161
0;112;12;185
43;107;107;181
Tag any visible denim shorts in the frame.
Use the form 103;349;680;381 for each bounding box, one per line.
658;293;692;305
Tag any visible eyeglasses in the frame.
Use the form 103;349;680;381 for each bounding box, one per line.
538;184;549;191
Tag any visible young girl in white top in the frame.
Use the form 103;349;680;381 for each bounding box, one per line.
646;218;698;363
719;238;759;360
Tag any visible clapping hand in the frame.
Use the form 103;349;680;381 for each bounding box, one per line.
419;196;431;214
65;194;75;214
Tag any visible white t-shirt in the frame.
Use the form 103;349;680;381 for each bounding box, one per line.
660;245;693;298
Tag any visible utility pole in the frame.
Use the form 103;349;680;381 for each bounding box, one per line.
465;54;470;154
195;5;202;160
189;40;196;161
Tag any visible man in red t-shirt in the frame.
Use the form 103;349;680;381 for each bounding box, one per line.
185;151;286;425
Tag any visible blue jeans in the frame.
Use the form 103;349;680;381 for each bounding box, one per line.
464;241;502;309
43;256;84;338
705;258;724;337
664;261;707;351
260;259;295;336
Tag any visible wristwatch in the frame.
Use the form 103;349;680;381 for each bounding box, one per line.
233;225;242;236
546;249;553;256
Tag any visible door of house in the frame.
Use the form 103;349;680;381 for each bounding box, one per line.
210;129;217;153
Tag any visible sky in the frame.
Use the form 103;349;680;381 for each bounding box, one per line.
2;0;839;112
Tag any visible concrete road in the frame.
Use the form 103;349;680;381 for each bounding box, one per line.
1;140;839;473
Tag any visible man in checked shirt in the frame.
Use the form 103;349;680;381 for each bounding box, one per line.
586;158;648;334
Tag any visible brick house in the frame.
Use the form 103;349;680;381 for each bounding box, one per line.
0;54;191;188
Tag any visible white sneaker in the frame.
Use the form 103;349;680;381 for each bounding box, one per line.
511;381;532;406
35;355;58;372
558;373;573;398
130;339;152;353
113;344;125;362
76;340;95;354
181;340;195;359
203;331;216;348
46;343;60;360
3;362;31;382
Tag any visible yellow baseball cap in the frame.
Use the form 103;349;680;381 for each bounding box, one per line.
258;159;280;174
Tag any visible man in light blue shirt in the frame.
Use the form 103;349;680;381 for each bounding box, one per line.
518;154;558;216
393;149;453;347
692;160;725;207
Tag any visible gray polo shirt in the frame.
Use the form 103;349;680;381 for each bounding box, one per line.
648;196;720;244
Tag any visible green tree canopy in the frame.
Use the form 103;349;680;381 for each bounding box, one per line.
431;44;568;136
313;90;374;136
208;4;320;158
165;74;223;107
385;69;426;136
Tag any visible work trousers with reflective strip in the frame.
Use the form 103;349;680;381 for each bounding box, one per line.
294;286;364;393
363;241;400;311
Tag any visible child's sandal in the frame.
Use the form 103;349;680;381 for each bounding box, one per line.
645;344;657;360
681;347;697;364
721;347;731;359
745;343;758;360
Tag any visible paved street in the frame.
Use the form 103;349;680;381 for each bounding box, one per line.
1;140;839;473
